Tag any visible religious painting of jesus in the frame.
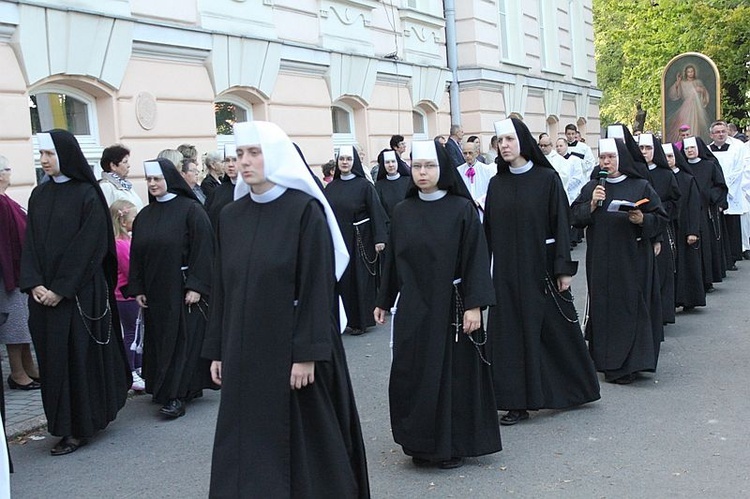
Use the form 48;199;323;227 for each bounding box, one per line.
662;52;721;144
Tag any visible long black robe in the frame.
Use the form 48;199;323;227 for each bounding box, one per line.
374;176;411;219
203;190;369;498
205;176;235;228
688;159;728;286
20;180;130;437
325;177;388;330
648;165;681;324
485;165;600;410
571;177;667;380
673;169;706;308
128;196;216;404
376;194;501;461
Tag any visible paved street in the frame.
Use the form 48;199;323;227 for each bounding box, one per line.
7;244;750;497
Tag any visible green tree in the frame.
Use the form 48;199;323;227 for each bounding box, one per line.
594;0;750;133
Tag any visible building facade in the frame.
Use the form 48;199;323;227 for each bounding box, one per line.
0;0;599;204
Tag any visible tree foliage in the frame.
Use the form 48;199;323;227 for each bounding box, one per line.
593;0;750;133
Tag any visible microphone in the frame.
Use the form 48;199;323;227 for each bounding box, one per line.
597;170;608;207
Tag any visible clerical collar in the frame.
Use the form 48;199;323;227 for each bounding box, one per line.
250;184;287;203
673;168;680;174
648;163;657;171
418;189;447;201
52;174;72;183
606;175;628;183
509;161;533;175
710;143;729;152
156;193;178;202
386;173;400;181
688;158;700;164
568;140;578;147
340;173;356;181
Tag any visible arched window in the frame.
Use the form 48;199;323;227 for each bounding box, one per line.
412;109;428;141
332;103;356;147
29;85;101;181
215;96;253;155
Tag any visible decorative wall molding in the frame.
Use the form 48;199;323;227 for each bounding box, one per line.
207;35;280;97
326;53;378;105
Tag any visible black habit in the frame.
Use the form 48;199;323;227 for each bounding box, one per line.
572;170;668;381
485;164;600;410
325;150;388;331
672;165;706;308
20;129;130;438
128;159;216;404
205;175;235;228
203;189;369;498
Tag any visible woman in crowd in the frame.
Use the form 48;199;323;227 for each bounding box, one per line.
200;152;224;199
571;138;667;384
325;146;388;336
374;149;411;219
374;140;500;470
128;158;216;419
0;156;40;391
98;144;144;211
662;143;706;310
485;118;599;425
20;130;131;455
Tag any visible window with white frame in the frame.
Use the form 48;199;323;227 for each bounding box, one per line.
538;0;561;72
412;109;428;141
215;97;252;156
332;103;356;147
498;0;525;66
29;86;101;182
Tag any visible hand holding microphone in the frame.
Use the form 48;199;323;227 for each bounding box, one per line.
591;170;608;211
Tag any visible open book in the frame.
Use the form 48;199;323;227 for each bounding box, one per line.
607;198;650;213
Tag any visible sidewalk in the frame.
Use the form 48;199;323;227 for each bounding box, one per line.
1;348;46;440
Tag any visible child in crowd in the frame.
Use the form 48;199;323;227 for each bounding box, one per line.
110;200;144;391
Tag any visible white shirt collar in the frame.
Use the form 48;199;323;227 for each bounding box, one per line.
386;173;401;181
250;184;287;204
688;158;700;164
418;189;448;201
340;173;356;181
648;163;657;170
52;174;72;183
156;193;178;202
673;168;680;174
606;174;628;183
509;161;533;175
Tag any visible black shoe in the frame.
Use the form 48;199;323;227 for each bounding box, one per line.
607;373;636;385
499;410;529;426
682;306;695;311
349;328;366;336
439;457;464;469
728;264;738;271
50;436;87;456
159;399;186;418
412;457;432;467
7;375;41;390
705;285;715;293
743;250;750;260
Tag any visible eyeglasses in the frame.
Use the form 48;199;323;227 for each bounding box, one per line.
1;168;10;172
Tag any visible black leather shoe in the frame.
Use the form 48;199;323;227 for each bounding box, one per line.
500;410;529;426
412;457;432;467
743;250;750;260
50;436;87;456
159;399;186;418
728;264;738;271
7;375;41;390
349;328;366;336
439;457;464;469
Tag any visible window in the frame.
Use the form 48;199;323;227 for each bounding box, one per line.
332;104;356;146
498;0;525;66
215;97;253;156
29;86;101;182
30;92;92;135
412;110;428;140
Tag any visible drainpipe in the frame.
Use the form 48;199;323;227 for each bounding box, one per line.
443;0;460;125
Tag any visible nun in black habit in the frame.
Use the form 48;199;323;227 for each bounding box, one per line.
662;143;706;309
19;130;131;455
203;121;369;497
325;145;388;335
571;138;668;384
374;149;411;219
127;158;216;418
485;118;599;426
600;124;652;182
680;136;729;289
374;140;500;469
639;133;681;324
